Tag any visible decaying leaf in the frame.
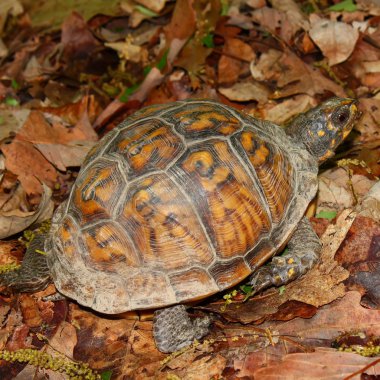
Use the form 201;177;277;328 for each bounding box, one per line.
218;80;269;103
309;16;359;66
217;37;254;85
250;49;346;98
251;2;309;44
253;94;316;124
0;183;53;239
317;168;376;214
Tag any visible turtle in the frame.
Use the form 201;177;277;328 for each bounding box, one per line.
0;97;359;353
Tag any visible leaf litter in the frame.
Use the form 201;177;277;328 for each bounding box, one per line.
0;0;379;379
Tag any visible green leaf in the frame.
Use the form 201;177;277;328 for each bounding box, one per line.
328;0;357;12
279;285;286;295
143;65;152;77
220;0;229;16
201;33;214;48
5;97;19;106
101;370;113;380
240;285;253;294
315;210;337;221
11;79;19;90
156;49;169;71
134;5;158;17
119;83;140;102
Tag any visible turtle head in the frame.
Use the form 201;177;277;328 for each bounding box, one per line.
286;97;359;164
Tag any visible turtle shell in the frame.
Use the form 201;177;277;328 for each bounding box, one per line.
45;99;318;314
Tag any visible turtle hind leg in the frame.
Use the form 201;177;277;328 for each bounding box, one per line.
250;217;321;294
153;305;212;353
0;233;51;293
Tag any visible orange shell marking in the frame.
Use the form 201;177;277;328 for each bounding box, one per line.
237;129;294;223
118;173;215;271
106;119;184;179
171;139;271;259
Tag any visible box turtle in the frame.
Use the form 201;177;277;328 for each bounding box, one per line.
0;97;358;353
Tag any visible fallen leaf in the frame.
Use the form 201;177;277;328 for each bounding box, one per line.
1;139;57;197
218;80;269;103
19;294;43;328
250;49;346;98
359;180;380;220
355;97;380;142
253;94;316;124
317;168;376;214
0;183;53;239
251;2;309;44
0;109;30;140
135;0;167;13
217;37;254;85
309;16;359;66
236;347;380;379
0;0;23;35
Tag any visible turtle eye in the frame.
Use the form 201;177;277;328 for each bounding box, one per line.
333;107;350;127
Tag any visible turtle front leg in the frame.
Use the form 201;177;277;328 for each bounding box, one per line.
153;305;212;353
250;217;321;294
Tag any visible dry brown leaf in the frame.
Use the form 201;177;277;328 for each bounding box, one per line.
160;354;226;380
0;183;53;239
218;80;269;103
134;0;167;13
217;37;254;85
359;180;380;220
357;0;380;15
164;0;196;42
334;209;380;308
355;97;380;142
61;12;101;63
253;94;316;124
236;347;380;379
1;139;57;196
309;16;359;66
317;168;376;214
250;49;346;98
0;109;30;140
264;291;380;342
251;2;308;44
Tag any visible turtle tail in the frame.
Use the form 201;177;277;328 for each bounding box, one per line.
0;234;51;293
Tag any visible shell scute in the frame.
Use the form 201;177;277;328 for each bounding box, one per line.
116;173;215;271
232;128;295;223
105;119;184;180
168;268;219;302
169;139;271;260
70;158;126;224
79;221;140;270
162;101;243;138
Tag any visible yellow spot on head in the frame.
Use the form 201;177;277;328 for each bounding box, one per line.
287;257;294;264
317;130;325;137
288;268;296;278
318;149;334;163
